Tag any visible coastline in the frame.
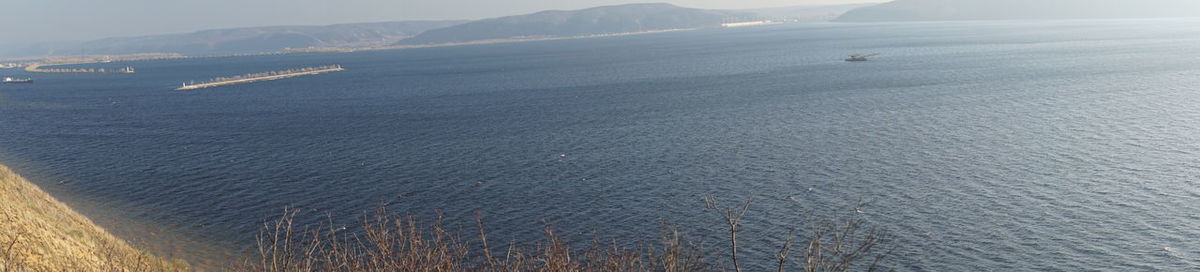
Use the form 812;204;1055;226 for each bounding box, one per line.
368;28;701;51
0;164;186;271
1;27;714;66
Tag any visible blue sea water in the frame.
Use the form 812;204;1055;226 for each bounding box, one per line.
2;19;1200;270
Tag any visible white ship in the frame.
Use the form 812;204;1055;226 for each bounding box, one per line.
2;77;33;83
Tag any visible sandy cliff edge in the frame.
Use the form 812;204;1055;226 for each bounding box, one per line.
0;165;187;271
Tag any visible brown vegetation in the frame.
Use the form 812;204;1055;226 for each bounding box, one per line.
0;162;891;271
241;198;892;272
0;165;187;272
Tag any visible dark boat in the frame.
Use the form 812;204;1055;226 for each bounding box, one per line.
2;77;33;84
845;53;880;62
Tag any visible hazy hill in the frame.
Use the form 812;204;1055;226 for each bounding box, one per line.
0;3;876;58
742;4;876;22
0;21;464;57
837;0;1200;21
397;3;754;45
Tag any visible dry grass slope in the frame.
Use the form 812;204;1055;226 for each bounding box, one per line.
0;163;890;272
0;165;188;272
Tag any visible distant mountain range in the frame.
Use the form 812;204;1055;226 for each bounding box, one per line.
0;3;872;58
396;3;752;45
9;1;1200;59
837;0;1200;22
739;4;875;22
0;21;464;58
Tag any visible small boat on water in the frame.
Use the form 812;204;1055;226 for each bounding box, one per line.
845;53;880;62
2;77;33;84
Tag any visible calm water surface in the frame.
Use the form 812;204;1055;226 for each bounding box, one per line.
2;19;1199;270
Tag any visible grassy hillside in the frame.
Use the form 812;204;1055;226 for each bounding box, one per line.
0;165;187;271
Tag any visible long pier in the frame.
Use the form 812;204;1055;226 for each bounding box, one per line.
176;65;344;91
26;63;135;74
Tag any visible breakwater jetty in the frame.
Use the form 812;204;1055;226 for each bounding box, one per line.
176;65;344;91
26;64;135;74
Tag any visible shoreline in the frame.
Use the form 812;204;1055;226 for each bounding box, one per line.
0;157;250;271
2;27;716;67
365;27;701;51
0;164;187;271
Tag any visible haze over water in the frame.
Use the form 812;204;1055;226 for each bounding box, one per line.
2;19;1199;270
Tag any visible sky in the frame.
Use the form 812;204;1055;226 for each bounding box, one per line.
1;0;886;43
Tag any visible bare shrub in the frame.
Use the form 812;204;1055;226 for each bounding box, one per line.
703;196;752;272
798;203;893;272
242;199;892;272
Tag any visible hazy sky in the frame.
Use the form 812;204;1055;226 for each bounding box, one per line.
2;0;886;43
